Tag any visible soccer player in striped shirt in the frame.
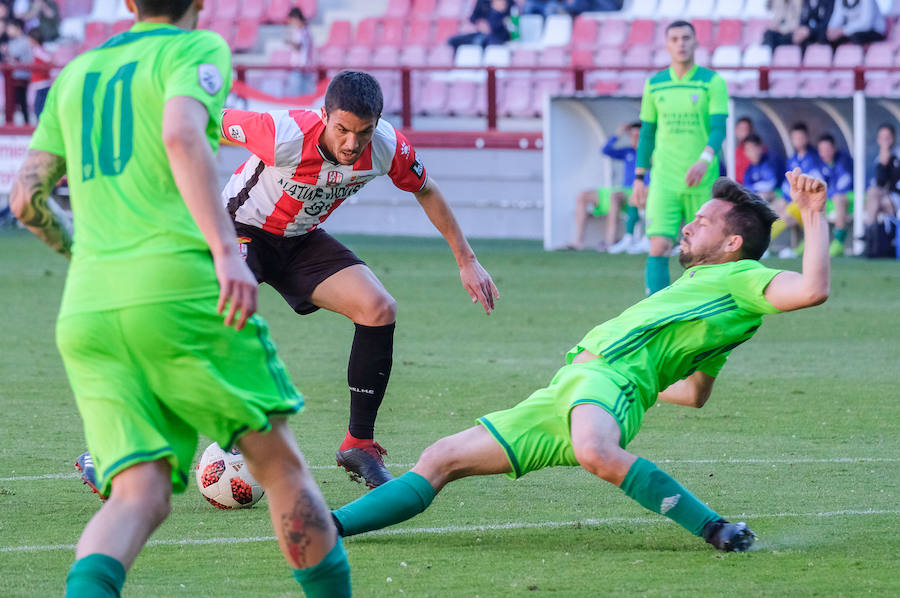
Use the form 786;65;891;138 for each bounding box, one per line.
631;20;729;295
220;71;499;489
331;170;830;557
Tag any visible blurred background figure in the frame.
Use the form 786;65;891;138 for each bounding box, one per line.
27;27;50;118
827;0;885;46
3;17;32;125
284;6;315;95
449;0;511;51
762;0;802;51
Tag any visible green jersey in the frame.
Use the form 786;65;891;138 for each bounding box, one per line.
638;65;728;187
568;260;782;408
29;23;232;316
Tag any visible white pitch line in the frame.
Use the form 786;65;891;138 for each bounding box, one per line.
2;457;897;483
2;509;899;554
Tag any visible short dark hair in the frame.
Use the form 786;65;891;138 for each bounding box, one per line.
134;0;193;20
27;28;43;43
743;133;763;146
666;20;696;35
818;133;836;146
878;123;896;138
790;122;809;134
7;17;24;30
737;116;753;126
712;177;778;261
324;71;384;120
288;7;305;21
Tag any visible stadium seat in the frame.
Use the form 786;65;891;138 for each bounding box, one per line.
436;0;468;19
799;73;832;96
346;45;372;68
626;20;655;47
655;19;674;47
446;80;482;116
412;0;438;17
571;49;594;67
406;18;432;46
684;0;715;18
51;41;81;65
455;44;484;67
658;0;687;18
542;14;573;46
742;19;769;46
297;0;318;20
385;0;411;17
652;48;671;68
265;0;295;23
484;46;511;67
233;21;260;52
355;17;379;47
865;75;899;96
434;18;460;47
833;45;863;68
597;18;627;47
81;21;111;50
268;49;292;65
380;17;405;47
616;73;648;96
499;78;535;118
240;2;266;22
570;16;599;50
324;20;352;47
318;45;345;68
216;0;239;21
627;0;659;18
417;77;448;115
110;18;131;35
595;47;623;68
518;14;544;44
88;0;119;23
624;45;653;67
537;47;568;68
59;17;85;41
711;45;741;68
802;44;833;68
695;46;710;65
742;0;769;18
713;0;744;19
209;19;235;46
692;19;713;48
715;19;743;48
60;0;93;18
742;44;772;67
511;48;539;67
772;45;802;67
372;71;402;113
427;45;455;67
865;42;896;66
831;72;856;95
372;46;400;67
530;77;574;114
399;45;428;66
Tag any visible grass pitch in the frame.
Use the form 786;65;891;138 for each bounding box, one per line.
1;230;899;597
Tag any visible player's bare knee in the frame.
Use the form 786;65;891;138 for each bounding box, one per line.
416;437;462;483
356;293;397;326
573;442;623;483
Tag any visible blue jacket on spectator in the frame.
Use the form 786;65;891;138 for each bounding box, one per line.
782;145;822;201
601;136;641;186
818;151;853;199
743;155;779;194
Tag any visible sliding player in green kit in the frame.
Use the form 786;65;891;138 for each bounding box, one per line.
631;20;729;295
10;1;349;596
331;169;830;555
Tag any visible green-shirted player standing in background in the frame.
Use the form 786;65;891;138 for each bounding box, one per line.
330;169;830;557
10;1;350;596
631;20;729;295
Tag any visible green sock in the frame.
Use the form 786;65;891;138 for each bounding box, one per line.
835;228;847;244
620;457;720;536
65;553;126;598
332;472;436;537
645;256;670;295
625;206;639;235
292;540;351;598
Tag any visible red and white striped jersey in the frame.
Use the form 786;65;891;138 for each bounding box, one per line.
220;109;427;237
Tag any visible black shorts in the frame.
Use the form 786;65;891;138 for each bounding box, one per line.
236;223;365;315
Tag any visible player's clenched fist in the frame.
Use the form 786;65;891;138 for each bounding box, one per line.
785;167;827;213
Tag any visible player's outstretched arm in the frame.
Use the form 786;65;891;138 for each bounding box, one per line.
414;178;499;314
763;168;830;312
658;371;715;408
163;96;258;330
10;150;71;257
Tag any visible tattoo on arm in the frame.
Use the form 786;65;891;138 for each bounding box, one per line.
280;487;333;568
10;150;71;257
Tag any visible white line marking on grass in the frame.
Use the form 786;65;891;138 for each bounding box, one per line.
3;509;899;554
2;457;897;483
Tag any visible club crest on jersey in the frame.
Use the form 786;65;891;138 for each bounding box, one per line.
326;171;344;186
197;64;223;96
691;94;699;104
400;142;410;157
237;236;251;260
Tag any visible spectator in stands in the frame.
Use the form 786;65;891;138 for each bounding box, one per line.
284;7;315;96
816;133;854;256
0;4;10;47
19;0;58;42
523;0;621;16
3;17;31;124
27;28;49;117
742;134;779;202
778;122;821;257
449;0;511;51
793;0;835;50
569;121;648;253
865;123;900;226
826;0;885;46
762;0;802;51
734;116;755;184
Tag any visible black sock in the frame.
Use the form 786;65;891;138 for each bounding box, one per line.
347;322;394;439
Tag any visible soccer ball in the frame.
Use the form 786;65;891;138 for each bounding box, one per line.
196;442;264;510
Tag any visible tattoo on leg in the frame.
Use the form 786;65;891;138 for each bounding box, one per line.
280;487;332;567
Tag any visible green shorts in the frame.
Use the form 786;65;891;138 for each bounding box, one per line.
477;360;645;479
645;181;712;239
591;187;633;217
56;297;303;496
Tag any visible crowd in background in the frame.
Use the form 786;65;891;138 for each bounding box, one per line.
0;0;57;124
763;0;887;51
